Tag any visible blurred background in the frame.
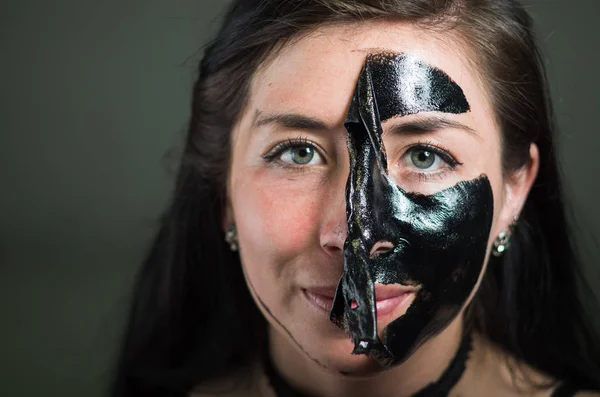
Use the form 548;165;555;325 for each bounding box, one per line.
1;1;599;396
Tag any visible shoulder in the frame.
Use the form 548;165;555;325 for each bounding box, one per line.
470;333;598;397
550;383;600;397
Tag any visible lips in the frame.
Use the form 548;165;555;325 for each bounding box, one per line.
303;284;418;317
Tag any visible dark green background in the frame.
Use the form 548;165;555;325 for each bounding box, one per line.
1;1;598;396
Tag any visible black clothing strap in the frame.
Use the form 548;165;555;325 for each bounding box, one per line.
263;332;473;397
551;383;582;397
411;332;473;397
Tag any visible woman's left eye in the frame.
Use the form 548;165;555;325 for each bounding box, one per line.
401;145;459;172
407;149;440;170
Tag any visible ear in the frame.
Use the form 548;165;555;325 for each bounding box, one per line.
497;143;540;232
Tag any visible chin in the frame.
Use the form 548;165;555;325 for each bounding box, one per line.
333;359;390;378
311;337;392;377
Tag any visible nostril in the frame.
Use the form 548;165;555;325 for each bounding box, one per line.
323;243;343;252
369;241;394;258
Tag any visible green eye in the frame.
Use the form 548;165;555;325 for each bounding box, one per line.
289;146;315;164
263;139;325;167
399;144;460;178
279;145;323;165
410;149;438;169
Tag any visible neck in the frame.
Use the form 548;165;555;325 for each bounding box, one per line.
267;318;467;397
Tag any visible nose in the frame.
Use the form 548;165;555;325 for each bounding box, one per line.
321;223;346;256
319;170;348;257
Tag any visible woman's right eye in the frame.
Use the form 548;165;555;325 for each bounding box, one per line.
263;139;325;167
279;145;323;165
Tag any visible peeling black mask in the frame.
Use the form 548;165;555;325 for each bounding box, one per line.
329;52;494;366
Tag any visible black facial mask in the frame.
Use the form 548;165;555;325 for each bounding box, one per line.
329;52;494;366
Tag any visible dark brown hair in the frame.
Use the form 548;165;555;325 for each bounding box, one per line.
111;1;600;396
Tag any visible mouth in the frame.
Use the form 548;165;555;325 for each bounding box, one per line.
303;283;419;318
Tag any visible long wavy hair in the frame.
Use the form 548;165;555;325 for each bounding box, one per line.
111;1;600;396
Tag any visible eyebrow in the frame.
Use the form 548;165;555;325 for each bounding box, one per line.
252;110;331;132
251;110;480;139
385;116;480;139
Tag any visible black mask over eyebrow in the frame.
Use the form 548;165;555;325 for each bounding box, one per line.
329;52;494;366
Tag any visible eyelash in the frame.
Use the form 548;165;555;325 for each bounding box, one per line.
402;140;462;181
262;137;323;170
262;138;463;179
409;141;459;166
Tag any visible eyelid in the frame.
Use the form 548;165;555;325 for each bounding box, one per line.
262;137;326;166
402;141;462;168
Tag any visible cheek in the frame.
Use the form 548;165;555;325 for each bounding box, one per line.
465;165;505;302
486;167;508;245
463;134;505;246
231;168;324;266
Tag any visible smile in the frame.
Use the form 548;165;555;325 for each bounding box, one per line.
303;284;419;318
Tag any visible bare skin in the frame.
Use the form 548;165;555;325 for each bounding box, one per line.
191;21;597;397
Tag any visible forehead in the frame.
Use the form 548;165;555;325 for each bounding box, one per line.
247;22;494;130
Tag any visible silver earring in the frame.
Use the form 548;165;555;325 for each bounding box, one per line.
492;231;511;257
492;216;519;257
225;224;238;252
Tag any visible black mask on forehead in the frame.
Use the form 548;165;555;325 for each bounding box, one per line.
329;52;494;366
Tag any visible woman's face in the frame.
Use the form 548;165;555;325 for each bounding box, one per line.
226;22;535;374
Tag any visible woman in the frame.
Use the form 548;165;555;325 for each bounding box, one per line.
111;0;600;396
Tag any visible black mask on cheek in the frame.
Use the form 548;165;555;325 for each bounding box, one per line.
329;52;495;366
